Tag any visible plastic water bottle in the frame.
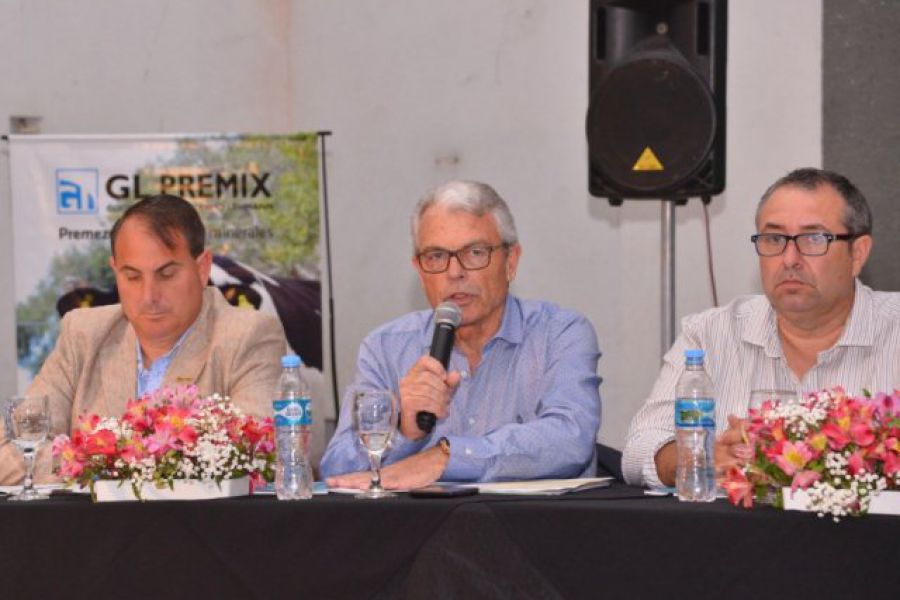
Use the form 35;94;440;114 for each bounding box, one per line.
273;354;313;500
675;349;716;502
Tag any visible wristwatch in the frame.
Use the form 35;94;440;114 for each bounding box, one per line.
437;436;451;457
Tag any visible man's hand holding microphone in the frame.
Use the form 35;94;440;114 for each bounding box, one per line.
398;301;462;440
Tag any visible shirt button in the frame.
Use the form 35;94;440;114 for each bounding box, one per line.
465;447;472;456
461;371;469;379
468;418;476;426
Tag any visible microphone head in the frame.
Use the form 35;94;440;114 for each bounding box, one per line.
434;301;462;327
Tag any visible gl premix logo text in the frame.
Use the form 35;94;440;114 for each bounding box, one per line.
56;168;99;214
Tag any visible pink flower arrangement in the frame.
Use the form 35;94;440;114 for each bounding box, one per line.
723;387;900;520
52;385;275;500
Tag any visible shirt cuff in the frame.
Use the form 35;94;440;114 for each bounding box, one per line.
441;435;490;482
641;436;675;489
388;429;428;462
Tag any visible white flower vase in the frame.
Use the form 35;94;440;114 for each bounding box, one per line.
92;477;250;502
782;487;900;516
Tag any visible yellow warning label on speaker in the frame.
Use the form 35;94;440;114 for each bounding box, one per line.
632;147;664;171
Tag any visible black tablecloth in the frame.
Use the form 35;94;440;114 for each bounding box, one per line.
1;484;897;600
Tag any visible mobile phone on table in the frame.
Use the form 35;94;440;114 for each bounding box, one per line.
409;484;478;498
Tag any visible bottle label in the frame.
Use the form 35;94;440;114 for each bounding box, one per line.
674;398;715;429
273;397;312;426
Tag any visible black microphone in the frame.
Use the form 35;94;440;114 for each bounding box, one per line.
416;301;462;433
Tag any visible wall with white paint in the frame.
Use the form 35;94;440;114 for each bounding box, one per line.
0;0;822;453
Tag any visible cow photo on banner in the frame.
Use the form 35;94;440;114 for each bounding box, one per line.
7;134;329;446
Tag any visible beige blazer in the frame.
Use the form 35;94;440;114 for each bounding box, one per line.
1;287;288;484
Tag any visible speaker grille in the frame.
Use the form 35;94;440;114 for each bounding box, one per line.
587;54;716;196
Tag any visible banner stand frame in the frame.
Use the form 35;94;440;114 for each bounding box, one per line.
315;131;340;418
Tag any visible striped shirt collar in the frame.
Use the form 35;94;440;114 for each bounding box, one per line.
743;278;874;356
836;279;875;347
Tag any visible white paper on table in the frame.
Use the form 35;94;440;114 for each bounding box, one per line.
251;481;331;495
644;487;728;499
258;483;409;495
0;483;90;495
461;477;614;495
323;486;380;495
313;478;615;496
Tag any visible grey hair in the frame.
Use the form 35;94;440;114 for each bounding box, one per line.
410;180;519;250
756;168;872;236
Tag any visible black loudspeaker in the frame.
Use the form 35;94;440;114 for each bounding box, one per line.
587;0;727;204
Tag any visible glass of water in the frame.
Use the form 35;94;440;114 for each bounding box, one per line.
3;395;51;502
749;389;798;418
353;389;397;499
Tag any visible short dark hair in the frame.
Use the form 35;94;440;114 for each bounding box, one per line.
110;194;205;258
757;168;873;236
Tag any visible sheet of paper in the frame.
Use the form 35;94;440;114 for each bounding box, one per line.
322;486;377;495
645;486;728;499
0;483;90;494
252;481;331;495
288;478;615;497
462;477;613;495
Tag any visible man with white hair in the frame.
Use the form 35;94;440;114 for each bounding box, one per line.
321;181;602;488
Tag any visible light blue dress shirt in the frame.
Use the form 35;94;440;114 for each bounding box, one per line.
320;295;602;482
136;326;193;397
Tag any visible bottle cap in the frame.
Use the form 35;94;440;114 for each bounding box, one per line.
281;354;302;368
684;349;705;360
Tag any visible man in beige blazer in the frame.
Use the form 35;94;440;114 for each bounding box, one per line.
1;194;287;484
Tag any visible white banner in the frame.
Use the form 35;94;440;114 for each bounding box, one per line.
9;133;324;395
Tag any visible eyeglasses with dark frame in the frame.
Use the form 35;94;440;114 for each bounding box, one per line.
416;243;509;274
750;232;859;257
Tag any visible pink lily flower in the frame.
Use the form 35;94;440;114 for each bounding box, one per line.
123;399;153;433
885;437;899;454
850;421;876;447
771;440;815;476
52;436;87;479
847;450;869;476
51;434;71;457
806;431;828;453
76;413;101;433
821;422;851;450
722;467;753;508
883;451;900;478
82;429;118;457
769;420;787;442
160;405;193;437
790;470;821;492
145;425;177;456
176;425;198;446
120;436;148;464
877;392;900;419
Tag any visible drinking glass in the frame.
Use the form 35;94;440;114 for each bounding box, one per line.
3;395;51;502
748;389;798;417
353;389;397;499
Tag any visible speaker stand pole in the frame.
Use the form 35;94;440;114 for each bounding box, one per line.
661;199;676;357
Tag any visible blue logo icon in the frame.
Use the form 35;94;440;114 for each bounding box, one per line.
56;168;99;214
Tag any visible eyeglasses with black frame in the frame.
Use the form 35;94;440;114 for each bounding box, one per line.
416;243;509;274
750;232;859;257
